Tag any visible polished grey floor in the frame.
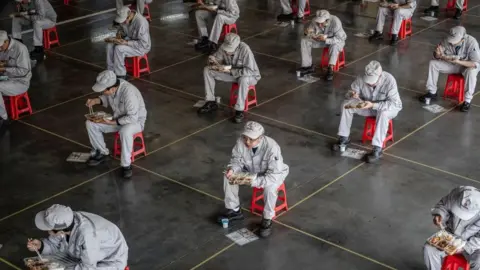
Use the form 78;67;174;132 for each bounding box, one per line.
1;0;480;269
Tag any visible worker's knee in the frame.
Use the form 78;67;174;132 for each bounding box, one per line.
119;124;137;139
215;14;227;23
428;59;443;70
328;44;342;54
203;66;213;76
237;76;249;86
423;243;441;258
464;67;479;77
85;120;96;131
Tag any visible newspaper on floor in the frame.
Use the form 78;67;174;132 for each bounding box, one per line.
421;16;438;21
226;228;259;246
193;100;206;108
275;21;291;27
66;152;91;163
297;74;320;83
341;148;368;160
423;104;447;114
187;39;198;46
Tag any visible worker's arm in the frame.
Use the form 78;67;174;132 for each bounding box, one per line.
251;144;286;187
216;0;239;18
398;0;415;8
454;43;480;69
127;23;150;50
372;77;402;111
461;221;480;254
116;91;140;125
73;231;102;270
40;235;63;255
431;189;456;224
29;0;45;21
230;45;258;78
98;95;110;109
227;139;245;174
325;19;347;45
4;49;30;78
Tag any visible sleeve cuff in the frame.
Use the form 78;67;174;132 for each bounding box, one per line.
372;102;380;110
464;243;474;254
39;240;44;253
116;119;121;125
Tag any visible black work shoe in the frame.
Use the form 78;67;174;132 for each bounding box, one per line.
424;5;439;14
369;31;383;41
234;110;244;123
197;101;218;114
325;66;334;81
122;166;133;179
366;146;383;163
194;36;209;51
298;65;315;76
454;8;462;19
460;102;471;112
390;34;399;46
332;136;350;152
217;209;244;223
259;218;273;238
117;75;126;80
419;92;438;103
295;16;304;23
277;13;294;22
205;42;218;55
30;46;45;61
87;151;107;166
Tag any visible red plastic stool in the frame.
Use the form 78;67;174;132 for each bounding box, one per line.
320;47;346;72
125;54;151;78
219;23;238;42
389;18;412;39
291;0;311;17
43;26;60;49
361;116;394;148
144;4;151;21
113;132;147;162
64;0;69;4
125;267;130;270
444;74;465;103
229;83;258;111
446;0;468;11
3;92;32;120
251;183;288;219
442;254;470;270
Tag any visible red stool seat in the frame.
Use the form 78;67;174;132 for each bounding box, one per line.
320;47;346;72
3;92;32;120
125;267;130;270
43;26;60;49
113;131;147;162
219;23;238;42
229;83;258;111
291;0;311;17
442;254;470;270
446;0;468;11
389;18;412;40
64;0;69;4
125;54;151;78
361;116;394;148
444;74;465;103
251;183;288;219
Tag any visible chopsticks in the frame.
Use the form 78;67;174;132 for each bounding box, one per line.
89;105;93;115
28;238;43;261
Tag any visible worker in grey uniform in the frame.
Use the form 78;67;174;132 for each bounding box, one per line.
296;10;346;81
106;6;151;79
197;33;261;123
332;61;402;163
219;121;289;238
194;0;240;54
0;30;32;128
277;0;306;22
419;26;480;113
85;70;147;179
424;0;464;19
11;0;57;61
369;0;416;46
27;204;129;269
424;186;480;270
116;0;152;15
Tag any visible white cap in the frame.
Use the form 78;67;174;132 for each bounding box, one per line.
363;61;383;85
314;10;330;24
452;187;480;220
35;204;74;231
447;26;466;45
115;6;131;24
92;70;117;92
0;31;8;44
220;33;240;53
242;121;264;140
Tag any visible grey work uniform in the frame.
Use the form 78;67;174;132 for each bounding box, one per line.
280;0;306;17
426;35;480;103
203;42;261;112
424;187;480;270
40;211;129;269
301;15;346;67
0;39;32;120
225;136;289;220
85;80;147;167
375;0;416;35
195;0;240;44
106;12;151;76
116;0;152;15
338;72;402;148
12;0;57;46
430;0;464;9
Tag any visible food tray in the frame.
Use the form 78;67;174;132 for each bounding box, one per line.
427;230;465;254
84;111;112;123
229;172;255;183
24;257;64;270
344;101;368;109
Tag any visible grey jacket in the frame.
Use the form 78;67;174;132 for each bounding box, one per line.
212;42;261;80
99;80;147;128
30;0;57;22
431;186;480;255
351;71;402;112
120;12;151;53
216;0;240;20
228;136;289;187
307;15;347;46
41;212;128;269
438;34;480;68
0;39;32;87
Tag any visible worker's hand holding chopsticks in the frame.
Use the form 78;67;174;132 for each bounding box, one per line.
85;98;100;108
26;239;41;252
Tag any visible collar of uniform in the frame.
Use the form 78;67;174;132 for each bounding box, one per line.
113;80;126;99
131;11;139;24
7;38;15;51
250;136;265;155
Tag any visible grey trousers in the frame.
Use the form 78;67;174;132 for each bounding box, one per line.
431;0;464;9
337;101;398;148
12;17;55;46
424;244;480;270
85;120;142;167
0;80;28;120
426;60;479;103
375;7;414;35
224;176;284;219
195;10;236;44
280;0;306;17
203;67;258;111
116;0;152;14
300;38;344;67
106;43;144;76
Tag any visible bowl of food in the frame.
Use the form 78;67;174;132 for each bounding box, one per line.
24;257;49;270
